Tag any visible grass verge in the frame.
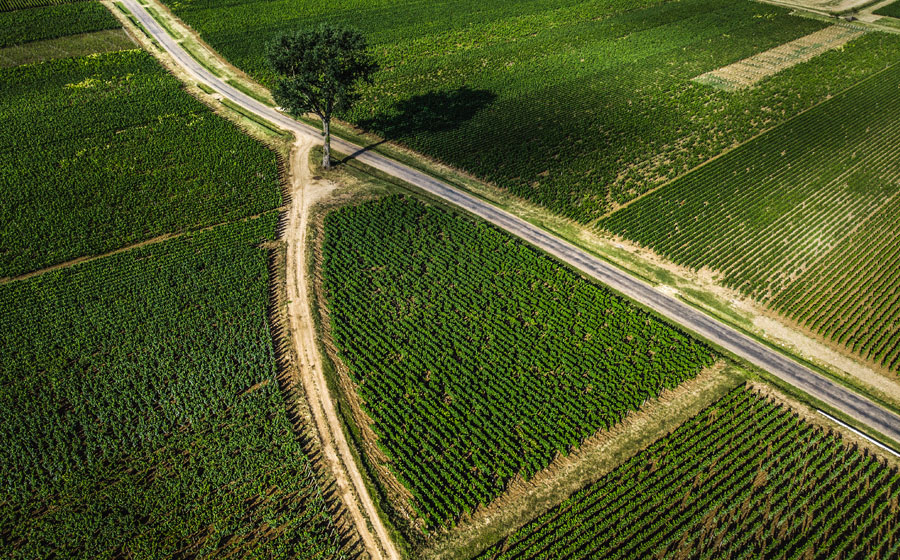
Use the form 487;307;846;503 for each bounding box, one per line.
113;2;155;45
220;97;292;140
143;4;180;39
226;76;272;105
179;38;222;76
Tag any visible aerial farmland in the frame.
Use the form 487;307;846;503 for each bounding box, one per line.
1;0;900;558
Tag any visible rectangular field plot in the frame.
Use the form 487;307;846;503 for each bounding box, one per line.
0;0;91;9
0;49;282;277
600;60;900;371
693;25;865;91
0;217;345;559
162;0;900;222
321;195;717;529
473;386;900;560
0;1;119;47
0;29;135;67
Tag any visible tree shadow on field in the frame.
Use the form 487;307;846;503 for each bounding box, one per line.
361;86;497;139
335;86;496;166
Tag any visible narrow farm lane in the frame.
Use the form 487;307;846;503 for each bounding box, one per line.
283;138;398;560
122;0;900;502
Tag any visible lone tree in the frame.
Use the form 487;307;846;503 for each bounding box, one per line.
267;25;378;169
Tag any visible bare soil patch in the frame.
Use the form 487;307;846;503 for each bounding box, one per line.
694;25;866;91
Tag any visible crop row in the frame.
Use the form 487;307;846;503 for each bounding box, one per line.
161;0;900;222
771;193;900;370
474;386;900;559
321;195;716;529
601;60;900;299
0;0;87;11
0;49;282;277
600;59;900;371
0;1;118;47
0;216;346;559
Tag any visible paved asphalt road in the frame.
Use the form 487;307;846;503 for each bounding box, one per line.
122;0;900;445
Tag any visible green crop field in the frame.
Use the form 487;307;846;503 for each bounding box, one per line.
160;0;899;222
0;2;118;47
0;28;135;67
771;194;900;371
0;0;89;10
875;1;900;18
3;0;899;558
0;49;282;278
600;60;900;371
0;216;345;559
0;0;133;67
321;195;716;529
473;386;900;560
0;7;345;557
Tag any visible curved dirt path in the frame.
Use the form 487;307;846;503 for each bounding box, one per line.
285;137;400;560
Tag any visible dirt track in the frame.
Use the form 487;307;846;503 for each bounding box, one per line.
283;138;400;560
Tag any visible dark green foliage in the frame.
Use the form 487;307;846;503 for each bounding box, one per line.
267;24;377;168
0;2;118;47
160;0;900;221
875;1;900;18
600;61;900;371
0;0;90;12
267;24;377;119
0;216;345;559
474;386;900;560
0;49;282;277
321;195;716;528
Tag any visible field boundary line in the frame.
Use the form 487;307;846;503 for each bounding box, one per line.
281;138;400;559
818;410;900;457
595;53;900;223
0;208;284;285
108;2;395;558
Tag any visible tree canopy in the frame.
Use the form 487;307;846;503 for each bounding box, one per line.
267;25;377;168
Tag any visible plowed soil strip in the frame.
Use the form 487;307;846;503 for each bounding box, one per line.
693;25;865;90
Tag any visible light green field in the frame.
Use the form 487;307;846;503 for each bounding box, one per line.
601;60;900;373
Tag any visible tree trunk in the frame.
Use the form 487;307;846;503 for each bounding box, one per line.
322;116;331;170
